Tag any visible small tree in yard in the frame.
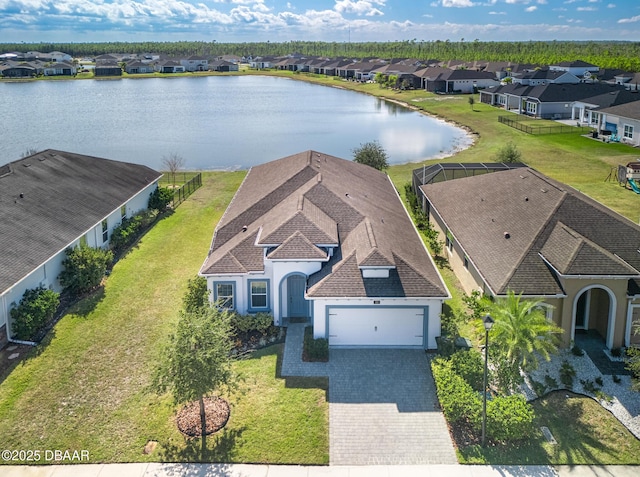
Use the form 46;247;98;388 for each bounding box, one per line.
148;186;173;212
153;305;235;448
628;323;640;391
352;140;389;171
59;244;113;296
162;152;185;189
182;276;210;314
495;141;522;163
468;95;475;111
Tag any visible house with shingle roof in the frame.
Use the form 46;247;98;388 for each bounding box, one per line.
418;166;640;349
596;101;640;146
199;151;449;349
0;150;162;348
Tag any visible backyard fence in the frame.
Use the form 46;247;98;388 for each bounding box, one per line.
498;115;592;135
171;172;202;207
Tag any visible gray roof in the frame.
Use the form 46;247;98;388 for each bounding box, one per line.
598;100;640;121
422;168;640;296
0;150;162;294
201;151;448;299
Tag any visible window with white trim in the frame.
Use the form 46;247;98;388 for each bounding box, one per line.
623;124;634;139
526;102;537;115
248;280;269;311
446;230;454;253
534;303;554;322
214;282;235;309
121;205;127;219
101;220;108;243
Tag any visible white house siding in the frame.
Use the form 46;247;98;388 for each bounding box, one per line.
599;114;640;147
1;181;158;343
312;297;443;349
270;260;323;325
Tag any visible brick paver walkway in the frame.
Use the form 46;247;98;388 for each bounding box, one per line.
281;323;458;465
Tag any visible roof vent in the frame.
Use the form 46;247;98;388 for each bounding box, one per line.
524;197;529;201
19;193;24;199
23;163;31;167
504;232;510;239
541;188;548;193
241;225;248;232
345;193;351;199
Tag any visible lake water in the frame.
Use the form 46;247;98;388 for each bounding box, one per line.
0;76;471;170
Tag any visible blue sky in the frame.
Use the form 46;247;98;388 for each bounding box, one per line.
0;0;639;43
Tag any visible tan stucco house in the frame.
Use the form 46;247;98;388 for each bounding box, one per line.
418;166;640;350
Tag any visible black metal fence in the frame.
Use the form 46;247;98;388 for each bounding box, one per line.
498;116;592;135
172;172;202;207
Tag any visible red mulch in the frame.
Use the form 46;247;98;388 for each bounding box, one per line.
176;396;230;438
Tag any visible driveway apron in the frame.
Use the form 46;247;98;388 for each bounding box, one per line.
328;349;457;465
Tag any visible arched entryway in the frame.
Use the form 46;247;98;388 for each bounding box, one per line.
572;285;616;349
279;273;309;322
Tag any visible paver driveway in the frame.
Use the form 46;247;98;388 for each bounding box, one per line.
328;349;457;465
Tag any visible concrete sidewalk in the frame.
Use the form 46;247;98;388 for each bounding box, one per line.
2;464;639;477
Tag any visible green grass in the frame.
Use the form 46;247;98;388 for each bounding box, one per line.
458;391;640;465
0;171;328;464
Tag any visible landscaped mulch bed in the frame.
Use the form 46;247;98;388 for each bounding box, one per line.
176;396;230;437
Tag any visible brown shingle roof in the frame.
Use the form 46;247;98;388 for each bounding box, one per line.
267;232;328;260
422;167;640;295
201;151;448;298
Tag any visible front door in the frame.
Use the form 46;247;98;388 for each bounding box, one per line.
287;275;307;317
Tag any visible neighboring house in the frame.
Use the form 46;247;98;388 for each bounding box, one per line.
418;166;640;350
43;61;77;76
250;56;278;69
94;60;122;77
209;60;239;72
571;89;640;126
596;101;640;146
480;83;630;119
180;55;208;72
0;61;36;77
124;60;155;74
549;60;600;79
512;69;580;86
0;150;162;348
199;151;449;349
154;60;186;73
423;69;499;94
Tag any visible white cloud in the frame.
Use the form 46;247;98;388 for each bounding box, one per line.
577;7;597;11
525;6;537;12
334;0;385;16
537;0;548;4
618;15;640;23
440;0;475;7
488;11;506;15
607;3;615;8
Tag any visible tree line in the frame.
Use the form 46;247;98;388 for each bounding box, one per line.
2;40;640;71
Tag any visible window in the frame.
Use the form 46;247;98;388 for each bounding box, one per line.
101;220;108;243
534;304;554;322
624;124;634;139
463;255;469;270
79;234;88;247
248;279;269;311
445;230;454;253
121;205;127;219
526;101;537;115
214;282;235;309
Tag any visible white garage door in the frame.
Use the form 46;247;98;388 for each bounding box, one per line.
328;307;425;347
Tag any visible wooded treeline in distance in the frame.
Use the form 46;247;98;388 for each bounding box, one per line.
2;40;640;71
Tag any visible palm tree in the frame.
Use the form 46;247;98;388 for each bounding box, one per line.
488;290;563;373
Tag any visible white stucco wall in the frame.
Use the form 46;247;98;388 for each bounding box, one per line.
1;181;158;342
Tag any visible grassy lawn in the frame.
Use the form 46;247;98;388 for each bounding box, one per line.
458;392;640;465
0;171;328;464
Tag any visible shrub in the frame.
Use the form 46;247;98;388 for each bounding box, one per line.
595;376;603;387
580;378;599;394
449;349;485;391
613;374;622;384
10;287;60;341
530;379;547;398
486;394;535;442
559;360;576;389
431;358;481;424
303;326;328;362
571;345;584;356
59;244;113;296
109;211;155;253
610;347;622;358
544;374;558;389
230;312;274;335
148;186;173;211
